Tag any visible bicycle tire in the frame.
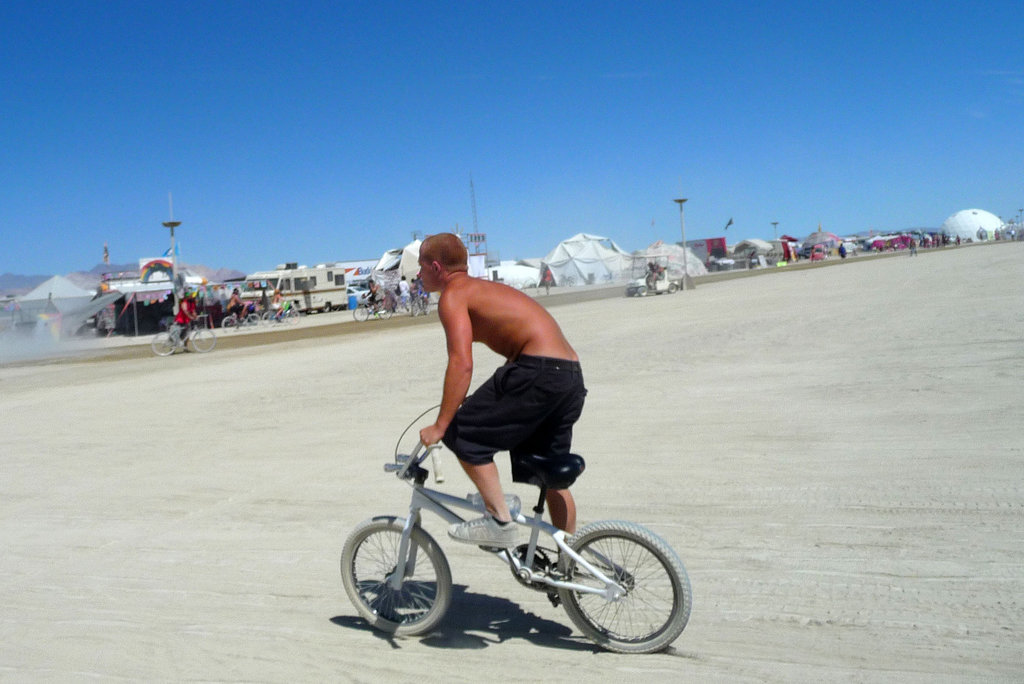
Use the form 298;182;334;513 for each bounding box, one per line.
341;517;452;636
379;307;393;321
353;305;369;322
188;328;217;353
245;313;261;326
284;309;301;325
151;332;176;356
221;315;238;329
557;520;691;654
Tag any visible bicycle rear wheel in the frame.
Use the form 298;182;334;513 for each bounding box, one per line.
151;332;176;356
558;520;691;653
341;517;452;636
188;328;217;353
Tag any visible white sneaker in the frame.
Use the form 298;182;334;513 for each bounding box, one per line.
448;515;518;548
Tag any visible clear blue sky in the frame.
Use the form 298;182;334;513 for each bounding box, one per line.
2;1;1021;275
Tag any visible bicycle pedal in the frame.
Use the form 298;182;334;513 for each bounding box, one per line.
546;591;561;608
478;545;504;553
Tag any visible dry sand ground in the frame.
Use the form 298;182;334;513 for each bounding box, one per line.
1;244;1021;682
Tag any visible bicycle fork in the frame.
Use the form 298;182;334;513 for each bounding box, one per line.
386;510;423;591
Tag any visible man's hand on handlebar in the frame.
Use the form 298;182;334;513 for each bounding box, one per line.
419;424;445;448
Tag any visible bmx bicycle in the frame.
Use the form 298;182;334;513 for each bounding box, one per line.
340;415;692;653
151;317;216;356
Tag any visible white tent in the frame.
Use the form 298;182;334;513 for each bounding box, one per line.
12;275;120;337
18;275;93;309
543;233;632;286
941;209;1003;242
732;239;774;256
632;240;708;279
488;261;541;289
372;239;422;291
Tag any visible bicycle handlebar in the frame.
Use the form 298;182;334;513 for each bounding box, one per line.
396;441;444;483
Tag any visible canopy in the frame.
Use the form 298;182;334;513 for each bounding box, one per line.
372;239;422;286
732;239;774;256
542;233;632;286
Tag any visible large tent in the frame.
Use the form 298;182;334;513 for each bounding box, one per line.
543;233;632;286
941;209;1003;242
9;275;120;337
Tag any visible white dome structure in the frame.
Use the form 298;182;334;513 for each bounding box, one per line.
941;209;1004;242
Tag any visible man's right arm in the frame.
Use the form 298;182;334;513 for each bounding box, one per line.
420;288;474;446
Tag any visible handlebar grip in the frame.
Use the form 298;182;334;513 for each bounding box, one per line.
429;446;444;483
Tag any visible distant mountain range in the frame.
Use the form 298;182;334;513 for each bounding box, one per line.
0;262;246;297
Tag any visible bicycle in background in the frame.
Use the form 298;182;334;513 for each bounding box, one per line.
151;315;216;356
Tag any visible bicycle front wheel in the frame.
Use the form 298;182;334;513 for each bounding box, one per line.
188;328;217;353
558;520;691;654
221;315;237;329
341;517;452;636
151;332;176;356
353;305;369;322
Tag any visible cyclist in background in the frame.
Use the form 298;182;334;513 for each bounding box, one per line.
173;291;198;342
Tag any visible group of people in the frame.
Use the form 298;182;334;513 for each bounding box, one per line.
364;275;427;313
225;287;291;322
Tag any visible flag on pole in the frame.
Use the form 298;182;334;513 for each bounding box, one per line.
103;242;109;264
724;218;733;230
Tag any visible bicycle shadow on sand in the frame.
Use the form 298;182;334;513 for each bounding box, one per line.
331;584;600;652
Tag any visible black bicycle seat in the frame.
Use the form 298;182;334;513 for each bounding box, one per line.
515;453;585;490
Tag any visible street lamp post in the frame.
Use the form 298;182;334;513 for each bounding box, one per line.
674;198;688;291
163;218;181;311
772;221;779;240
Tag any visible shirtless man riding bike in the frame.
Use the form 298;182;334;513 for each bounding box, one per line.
416;233;586;547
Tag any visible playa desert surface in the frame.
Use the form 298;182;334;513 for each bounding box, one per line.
1;244;1021;682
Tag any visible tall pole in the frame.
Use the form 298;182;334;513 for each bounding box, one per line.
772;221;779;240
674;198;688;291
163;194;181;313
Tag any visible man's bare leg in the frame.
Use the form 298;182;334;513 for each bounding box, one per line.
545;489;576;533
459;460;511;522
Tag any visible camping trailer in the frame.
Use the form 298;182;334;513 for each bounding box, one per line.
243;263;347;313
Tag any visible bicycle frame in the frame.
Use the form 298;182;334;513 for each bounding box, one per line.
384;445;626;602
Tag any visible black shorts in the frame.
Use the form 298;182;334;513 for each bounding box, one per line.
442;355;587;484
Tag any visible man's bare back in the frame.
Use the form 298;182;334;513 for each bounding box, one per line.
441;274;577;362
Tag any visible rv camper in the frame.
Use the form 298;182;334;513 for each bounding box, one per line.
242;263;347;314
